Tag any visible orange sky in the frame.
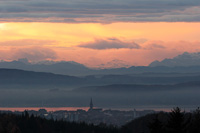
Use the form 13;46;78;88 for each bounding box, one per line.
0;22;200;67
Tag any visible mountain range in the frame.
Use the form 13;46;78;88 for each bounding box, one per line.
0;52;200;107
2;53;200;76
149;52;200;67
0;59;91;76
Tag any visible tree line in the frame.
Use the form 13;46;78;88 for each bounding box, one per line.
1;107;200;133
122;107;200;133
0;111;118;133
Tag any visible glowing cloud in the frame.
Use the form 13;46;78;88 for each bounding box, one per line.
78;38;140;50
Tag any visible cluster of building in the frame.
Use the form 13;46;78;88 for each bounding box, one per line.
0;99;155;126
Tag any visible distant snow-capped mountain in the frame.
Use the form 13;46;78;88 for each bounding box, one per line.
97;59;131;69
149;52;200;67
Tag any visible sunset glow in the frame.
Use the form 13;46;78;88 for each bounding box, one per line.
0;22;199;67
1;0;200;128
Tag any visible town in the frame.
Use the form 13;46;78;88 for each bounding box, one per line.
0;99;156;126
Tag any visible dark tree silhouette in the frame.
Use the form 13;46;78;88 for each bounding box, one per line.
0;112;119;133
166;107;188;133
2;107;200;133
189;107;200;132
148;114;164;133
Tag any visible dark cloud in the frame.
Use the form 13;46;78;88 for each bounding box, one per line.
78;38;140;50
12;46;57;61
0;0;200;23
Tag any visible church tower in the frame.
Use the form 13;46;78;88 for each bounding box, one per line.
89;98;93;110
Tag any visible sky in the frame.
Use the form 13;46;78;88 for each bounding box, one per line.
0;0;200;67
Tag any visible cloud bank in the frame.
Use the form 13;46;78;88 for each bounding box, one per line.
78;38;140;50
12;47;57;62
0;0;200;23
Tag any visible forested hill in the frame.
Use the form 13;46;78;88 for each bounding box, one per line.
122;107;200;133
1;107;200;133
0;112;118;133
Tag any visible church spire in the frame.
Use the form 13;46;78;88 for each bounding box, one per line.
90;98;93;110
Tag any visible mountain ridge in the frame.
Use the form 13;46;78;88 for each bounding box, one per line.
0;68;200;89
149;52;200;67
3;54;200;76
